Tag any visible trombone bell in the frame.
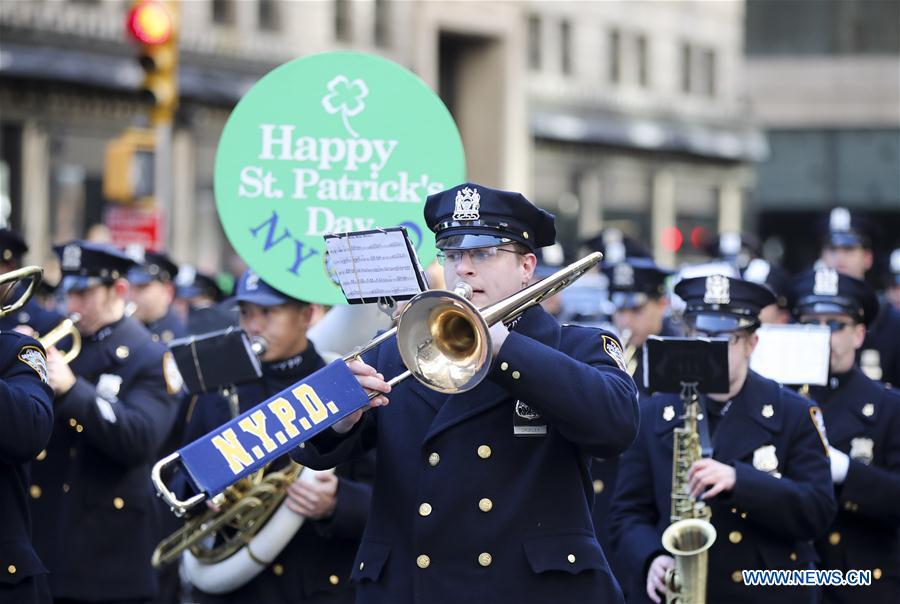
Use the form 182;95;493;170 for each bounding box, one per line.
0;266;43;319
397;290;490;394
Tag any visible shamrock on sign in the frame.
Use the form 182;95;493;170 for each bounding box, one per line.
321;75;369;138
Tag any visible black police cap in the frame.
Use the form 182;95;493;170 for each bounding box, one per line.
605;257;672;310
743;258;792;309
820;207;878;249
126;248;179;285
424;182;555;251
53;240;137;292
583;228;652;265
705;231;762;270
791;267;879;327
675;274;776;334
176;267;225;302
0;228;28;262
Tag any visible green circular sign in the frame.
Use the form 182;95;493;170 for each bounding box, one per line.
214;51;465;304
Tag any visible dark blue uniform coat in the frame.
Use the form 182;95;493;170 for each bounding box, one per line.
610;370;836;604
146;307;187;345
296;305;639;604
0;333;53;603
182;342;374;604
860;301;900;387
810;366;900;603
29;316;177;601
0;289;62;336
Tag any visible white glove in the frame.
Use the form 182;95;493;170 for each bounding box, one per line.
829;446;850;484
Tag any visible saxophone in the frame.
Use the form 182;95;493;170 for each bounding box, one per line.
660;384;717;604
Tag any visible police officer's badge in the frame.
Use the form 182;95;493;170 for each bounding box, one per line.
808;406;830;453
514;400;547;436
813;268;839;296
752;444;779;475
663;405;675;422
162;351;184;395
18;345;49;384
61;244;81;270
849;437;874;465
601;335;627;372
452;186;480;221
703;275;731;305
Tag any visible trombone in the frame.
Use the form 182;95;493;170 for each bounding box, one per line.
152;252;603;515
0;265;43;318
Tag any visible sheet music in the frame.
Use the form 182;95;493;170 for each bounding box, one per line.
325;228;425;302
750;324;831;386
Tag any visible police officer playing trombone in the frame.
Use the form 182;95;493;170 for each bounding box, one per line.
296;182;640;604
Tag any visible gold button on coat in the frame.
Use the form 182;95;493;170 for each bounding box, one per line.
76;424;84;433
478;552;492;567
7;565;15;574
68;418;77;427
790;552;797;561
419;503;432;517
62;483;70;493
511;370;521;379
428;452;440;466
593;480;604;494
732;571;742;583
477;445;492;459
113;497;125;509
272;563;284;576
478;498;493;512
729;531;742;544
36;449;47;461
567;554;576;564
500;362;508;371
329;574;339;585
828;532;841;546
116;345;129;359
29;485;41;499
417;555;430;569
873;568;882;580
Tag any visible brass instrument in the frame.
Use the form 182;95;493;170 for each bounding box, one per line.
38;315;82;364
661;383;717;604
0;265;42;318
151;252;603;575
620;328;639;377
152;461;303;568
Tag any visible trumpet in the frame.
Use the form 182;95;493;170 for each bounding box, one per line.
0;266;43;319
39;314;82;364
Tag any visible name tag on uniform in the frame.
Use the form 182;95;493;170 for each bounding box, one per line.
513;400;547;436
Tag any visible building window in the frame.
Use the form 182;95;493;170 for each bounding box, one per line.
258;0;279;32
374;0;390;47
636;34;649;87
527;15;541;70
335;0;351;42
212;0;234;26
560;20;572;75
701;48;716;96
609;28;621;83
680;42;692;93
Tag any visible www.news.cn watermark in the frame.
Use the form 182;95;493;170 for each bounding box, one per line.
742;569;872;587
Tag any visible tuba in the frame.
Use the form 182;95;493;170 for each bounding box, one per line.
661;383;717;604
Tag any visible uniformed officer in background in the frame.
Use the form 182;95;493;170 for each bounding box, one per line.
743;257;793;325
30;241;179;604
885;248;900;312
172;266;235;334
610;275;836;604
0;229;62;335
1;315;54;603
819;207;900;386
179;269;374;604
126;249;187;344
793;267;900;603
297;183;639;604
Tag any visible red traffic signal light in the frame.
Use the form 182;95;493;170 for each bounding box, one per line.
126;0;179;125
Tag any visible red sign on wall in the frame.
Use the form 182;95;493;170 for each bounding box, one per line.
105;204;164;250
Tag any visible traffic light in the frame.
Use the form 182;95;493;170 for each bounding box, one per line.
103;128;155;203
127;0;179;125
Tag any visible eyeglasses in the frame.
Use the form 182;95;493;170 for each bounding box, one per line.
800;318;854;333
436;246;523;266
